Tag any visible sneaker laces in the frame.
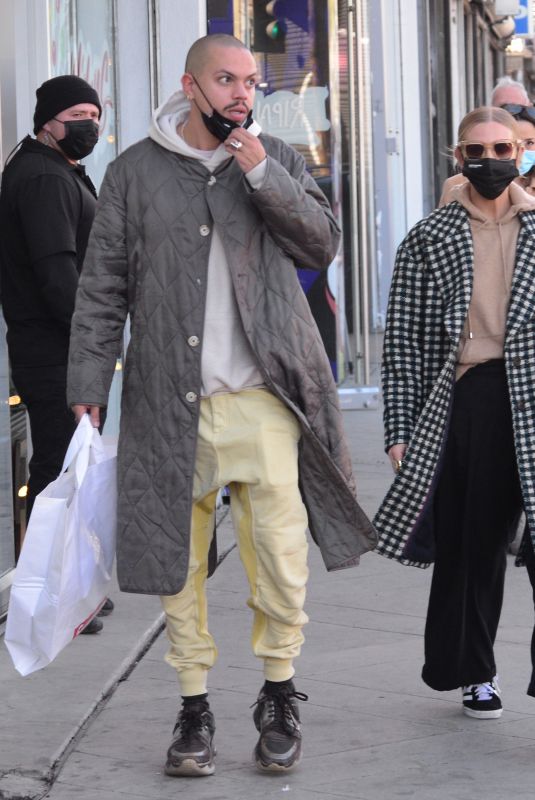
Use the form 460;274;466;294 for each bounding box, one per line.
173;703;210;737
464;680;500;702
252;690;308;735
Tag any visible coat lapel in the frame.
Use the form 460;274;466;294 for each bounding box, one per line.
424;205;473;344
506;212;535;342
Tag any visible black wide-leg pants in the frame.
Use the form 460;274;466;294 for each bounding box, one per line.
521;530;535;697
422;360;523;692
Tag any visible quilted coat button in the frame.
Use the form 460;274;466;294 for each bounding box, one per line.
513;355;522;367
188;335;200;347
199;225;211;236
207;176;216;186
185;391;198;403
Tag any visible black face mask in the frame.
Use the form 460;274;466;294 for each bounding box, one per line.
461;158;519;200
192;78;253;142
53;118;99;160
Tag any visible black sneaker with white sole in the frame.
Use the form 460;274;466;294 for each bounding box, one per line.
462;678;502;719
165;700;215;777
252;681;308;772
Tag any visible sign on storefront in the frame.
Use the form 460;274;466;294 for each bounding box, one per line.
514;0;531;35
253;87;331;146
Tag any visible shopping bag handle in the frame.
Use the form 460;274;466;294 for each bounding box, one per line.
61;414;105;488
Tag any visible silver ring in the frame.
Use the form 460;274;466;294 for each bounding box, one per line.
230;140;243;150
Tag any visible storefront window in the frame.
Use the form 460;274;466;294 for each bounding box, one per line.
48;0;118;188
47;0;123;438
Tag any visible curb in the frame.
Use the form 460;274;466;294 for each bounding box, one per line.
0;613;166;800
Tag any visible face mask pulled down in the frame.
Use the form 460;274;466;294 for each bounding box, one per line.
192;78;253;143
53;118;99;160
461;158;519;200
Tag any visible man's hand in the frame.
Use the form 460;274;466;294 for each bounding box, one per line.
72;404;101;428
224;127;266;172
388;443;408;474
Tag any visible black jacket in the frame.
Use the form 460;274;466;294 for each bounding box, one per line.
0;136;97;366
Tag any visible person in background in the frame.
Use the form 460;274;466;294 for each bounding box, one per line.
0;75;113;634
375;107;535;718
440;75;532;205
491;75;530;109
504;104;535;195
67;34;376;777
493;90;535;704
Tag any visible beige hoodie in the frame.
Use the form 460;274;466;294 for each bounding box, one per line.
148;90;266;397
453;180;535;379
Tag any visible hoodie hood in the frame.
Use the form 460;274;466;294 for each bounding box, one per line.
148;89;262;169
452;178;535;225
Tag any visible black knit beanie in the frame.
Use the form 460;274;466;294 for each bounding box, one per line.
33;75;102;134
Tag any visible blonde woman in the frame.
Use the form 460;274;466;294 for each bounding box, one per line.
375;107;535;718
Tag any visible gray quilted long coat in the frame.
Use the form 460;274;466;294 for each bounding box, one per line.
374;200;535;567
67;134;377;595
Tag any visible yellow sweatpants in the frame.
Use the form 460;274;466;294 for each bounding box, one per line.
160;389;309;696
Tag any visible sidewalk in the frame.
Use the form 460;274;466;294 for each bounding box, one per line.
2;406;535;800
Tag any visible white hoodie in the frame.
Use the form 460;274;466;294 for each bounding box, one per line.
149;90;266;397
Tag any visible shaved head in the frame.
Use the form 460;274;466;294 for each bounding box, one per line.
185;34;250;76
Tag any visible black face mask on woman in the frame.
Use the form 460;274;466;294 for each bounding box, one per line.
461;158;519;200
53;118;99;160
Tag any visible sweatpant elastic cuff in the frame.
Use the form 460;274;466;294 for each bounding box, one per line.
263;658;295;683
178;667;208;697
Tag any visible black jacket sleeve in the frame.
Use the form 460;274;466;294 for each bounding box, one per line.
32;251;80;330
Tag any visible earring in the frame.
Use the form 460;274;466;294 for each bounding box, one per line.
43;132;50;145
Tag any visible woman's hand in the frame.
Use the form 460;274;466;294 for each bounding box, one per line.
388;443;408;474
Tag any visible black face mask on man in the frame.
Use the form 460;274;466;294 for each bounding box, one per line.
192;78;253;142
461;158;519;200
53;118;99;160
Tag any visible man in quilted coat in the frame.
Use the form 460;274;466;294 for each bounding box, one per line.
67;34;376;776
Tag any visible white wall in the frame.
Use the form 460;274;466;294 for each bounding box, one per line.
115;0;153;150
0;0;49;159
398;0;424;230
157;0;207;104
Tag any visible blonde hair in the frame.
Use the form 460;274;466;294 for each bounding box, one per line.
457;106;520;143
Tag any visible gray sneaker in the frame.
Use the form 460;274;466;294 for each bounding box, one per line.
165;701;215;777
252;682;308;772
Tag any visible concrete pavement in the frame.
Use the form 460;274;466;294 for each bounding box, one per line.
2;403;535;800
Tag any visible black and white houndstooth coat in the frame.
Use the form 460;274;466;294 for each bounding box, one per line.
373;199;535;567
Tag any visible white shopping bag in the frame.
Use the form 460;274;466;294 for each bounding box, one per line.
5;415;117;676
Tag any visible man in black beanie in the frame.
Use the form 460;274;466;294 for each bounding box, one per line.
0;75;111;633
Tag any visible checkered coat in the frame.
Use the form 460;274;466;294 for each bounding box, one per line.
373;200;535;567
